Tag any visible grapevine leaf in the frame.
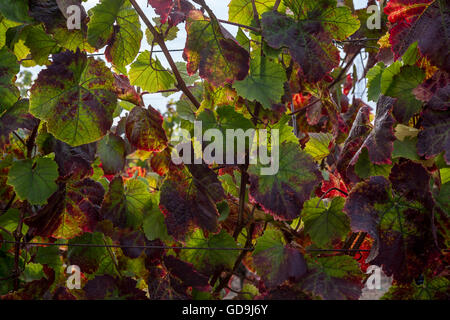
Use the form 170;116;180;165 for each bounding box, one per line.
301;197;350;247
120;230;146;258
0;99;39;150
385;0;450;72
392;137;420;161
0;47;20;112
381;63;425;123
337;105;372;182
148;0;174;24
350;96;396;165
426;85;450;111
304;133;333;162
343;176;390;237
261;11;340;83
233;55;287;110
7;158;58;205
354;148;392;180
159;165;225;240
100;177;152;229
0;0;33;23
24;179;105;239
180;229;239;274
163;255;210;290
366;62;385;102
253;229;307;288
417;109;450;164
344;168;440;283
299;255;363;300
228;0;283;26
184;10;250;86
104;2;143;71
129;51;175;93
248;142;321;221
67;232;117;275
113;74;143;106
87;0;124;49
84;275;147;299
382;276;450;300
97;133;127;175
125;106;168;152
25;25;60;65
54;140;96;180
29;50;117;147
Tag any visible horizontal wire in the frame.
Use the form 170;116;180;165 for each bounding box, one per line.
87;49;184;57
1;240;448;253
0;240;251;251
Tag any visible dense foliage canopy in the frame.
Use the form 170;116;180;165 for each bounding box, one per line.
0;0;448;300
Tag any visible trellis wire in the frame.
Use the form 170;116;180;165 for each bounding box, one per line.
2;239;448;252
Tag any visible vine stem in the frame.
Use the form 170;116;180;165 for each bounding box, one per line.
218;19;260;33
216;223;256;294
233;165;249;240
251;0;260;27
13;207;25;291
273;0;282;11
129;0;200;109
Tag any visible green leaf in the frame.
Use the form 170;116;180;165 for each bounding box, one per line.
392;137;420;160
129;51;175;93
228;0;283;25
68;232;116;275
301;197;350;247
125;106;168;152
101;177;152;229
354;148;392;180
253;229;307;287
25;25;60;65
300;255;363;300
7;158;58;205
52;27;96;53
0;16;20;48
381;64;425;123
143;209;170;241
97;133;127;175
180;229;239;273
0;0;33;23
0;47;20;112
0;208;29;239
261;11;340;83
184;10;250;86
105;1;143;71
366;62;385;102
0;99;38;149
304;133;333;162
233;55;287;109
29;50;117;147
87;0;124;48
248;142;321;220
402;41;420;66
24;179;105;240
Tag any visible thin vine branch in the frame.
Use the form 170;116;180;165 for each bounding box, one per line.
129;0;201;109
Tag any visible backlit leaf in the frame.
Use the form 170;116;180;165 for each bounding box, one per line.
253;229;307;288
29;50;117;147
233;55;287;109
248;142;321;221
7;158;59;205
184;10;250;86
